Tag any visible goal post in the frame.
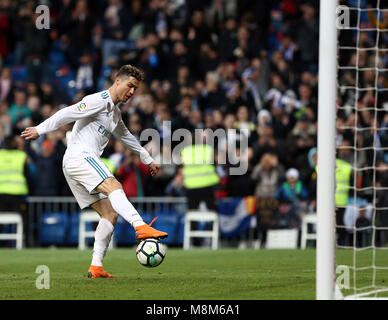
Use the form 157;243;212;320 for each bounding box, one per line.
317;0;388;299
316;0;338;300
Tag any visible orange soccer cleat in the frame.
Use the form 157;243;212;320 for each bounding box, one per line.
135;217;168;241
87;265;115;278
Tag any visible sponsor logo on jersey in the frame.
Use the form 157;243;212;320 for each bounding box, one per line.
78;102;87;111
101;91;109;100
97;124;111;138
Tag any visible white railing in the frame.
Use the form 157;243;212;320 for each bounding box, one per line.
26;196;188;247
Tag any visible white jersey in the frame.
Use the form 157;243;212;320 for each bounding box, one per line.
35;90;153;164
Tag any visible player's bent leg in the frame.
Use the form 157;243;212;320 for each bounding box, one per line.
95;177;122;196
96;177;144;226
90;197;118;226
96;177;168;241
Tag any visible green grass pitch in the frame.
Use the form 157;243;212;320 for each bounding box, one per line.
0;248;387;300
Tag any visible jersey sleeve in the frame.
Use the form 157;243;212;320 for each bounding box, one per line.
113;118;154;165
35;96;106;136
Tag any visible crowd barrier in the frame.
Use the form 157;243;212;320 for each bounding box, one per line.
26;196;188;247
1;196;306;248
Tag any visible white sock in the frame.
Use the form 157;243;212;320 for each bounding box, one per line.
91;218;114;267
108;189;145;228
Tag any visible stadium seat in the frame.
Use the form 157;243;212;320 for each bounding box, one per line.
0;212;23;250
11;66;27;83
150;212;180;245
52;65;77;98
51;39;62;52
114;215;136;245
183;210;219;250
49;50;66;67
78;209;114;250
3;53;14;66
66;212;93;245
114;212;154;245
265;229;299;249
40;212;68;245
97;65;113;91
300;213;317;249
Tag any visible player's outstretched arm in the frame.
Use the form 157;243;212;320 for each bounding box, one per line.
21;104;81;139
21;127;39;140
21;99;104;140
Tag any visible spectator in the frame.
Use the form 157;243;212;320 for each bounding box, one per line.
355;205;372;248
28;140;61;196
103;0;132;41
344;200;373;247
165;166;185;197
218;17;238;62
0;0;12;59
225;79;254;115
40;82;55;105
271;202;300;229
108;139;125;172
289;2;319;72
170;65;194;103
0;135;29;241
241;56;270;112
8;88;31;127
286;114;316;176
218;113;239;161
278;33;298;63
75;52;95;93
60;0;96;69
225;142;253;198
0;123;4;147
0;101;11;136
23;12;51;84
198;43;221;80
197;71;226;112
270;104;293;141
276;168;308;216
117;150;150;198
251;153;284;199
0;67;13;103
150;143;176;196
180;130;219;211
251;122;282;166
102;0;134;65
337;139;354;165
234;105;256;140
186;9;213;76
296;83;316;113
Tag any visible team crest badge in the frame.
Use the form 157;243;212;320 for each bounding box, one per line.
78;102;87;111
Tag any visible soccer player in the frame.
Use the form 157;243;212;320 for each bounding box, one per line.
21;65;168;278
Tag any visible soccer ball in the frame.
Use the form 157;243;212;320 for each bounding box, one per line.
136;239;166;268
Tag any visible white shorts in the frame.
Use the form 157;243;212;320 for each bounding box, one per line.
63;152;114;209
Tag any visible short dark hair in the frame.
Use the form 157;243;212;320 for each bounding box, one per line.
116;65;144;81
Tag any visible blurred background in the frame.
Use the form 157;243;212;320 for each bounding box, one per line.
0;0;387;250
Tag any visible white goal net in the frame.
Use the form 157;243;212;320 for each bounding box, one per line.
335;0;388;299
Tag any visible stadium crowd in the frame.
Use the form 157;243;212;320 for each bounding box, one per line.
0;0;387;246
